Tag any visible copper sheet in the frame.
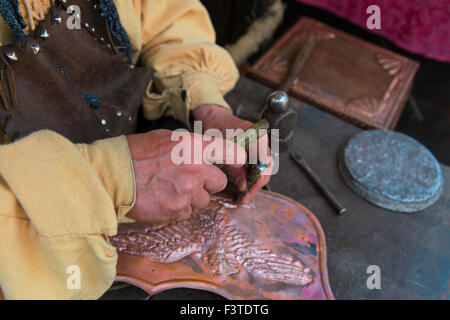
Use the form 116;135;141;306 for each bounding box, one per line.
109;191;334;300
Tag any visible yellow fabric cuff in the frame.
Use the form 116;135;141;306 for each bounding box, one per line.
141;71;231;126
77;136;136;224
182;72;232;112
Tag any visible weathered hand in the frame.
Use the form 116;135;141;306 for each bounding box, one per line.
126;129;246;226
192;104;272;203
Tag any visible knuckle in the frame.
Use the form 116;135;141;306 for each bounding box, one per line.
179;178;195;193
198;194;210;209
167;196;189;213
181;206;193;220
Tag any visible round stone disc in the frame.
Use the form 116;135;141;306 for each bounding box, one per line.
338;130;444;212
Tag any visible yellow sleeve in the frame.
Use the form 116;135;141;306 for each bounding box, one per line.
126;0;239;124
0;131;135;299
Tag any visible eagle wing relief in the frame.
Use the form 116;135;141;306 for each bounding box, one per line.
220;224;313;286
110;202;313;287
110;220;201;263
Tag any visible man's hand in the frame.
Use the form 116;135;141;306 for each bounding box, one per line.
192;104;272;203
126;129;246;226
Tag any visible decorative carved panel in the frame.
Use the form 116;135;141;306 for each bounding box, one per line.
247;17;419;129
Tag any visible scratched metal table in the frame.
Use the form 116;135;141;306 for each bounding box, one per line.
101;77;450;300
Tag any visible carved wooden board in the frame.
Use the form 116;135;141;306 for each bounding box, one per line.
247;17;419;129
109;191;334;300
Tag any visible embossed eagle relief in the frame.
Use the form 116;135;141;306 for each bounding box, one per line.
110;198;313;287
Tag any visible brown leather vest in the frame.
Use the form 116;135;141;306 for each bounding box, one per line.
0;0;152;144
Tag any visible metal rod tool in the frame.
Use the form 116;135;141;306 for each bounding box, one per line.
290;152;347;215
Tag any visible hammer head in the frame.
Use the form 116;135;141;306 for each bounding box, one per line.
261;91;297;152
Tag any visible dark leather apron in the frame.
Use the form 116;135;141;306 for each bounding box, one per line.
0;0;152;144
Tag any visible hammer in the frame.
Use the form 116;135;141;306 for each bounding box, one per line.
233;91;297;199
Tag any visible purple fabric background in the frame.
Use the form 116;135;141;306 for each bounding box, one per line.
298;0;450;62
